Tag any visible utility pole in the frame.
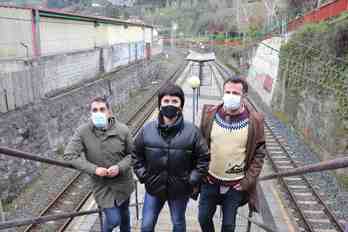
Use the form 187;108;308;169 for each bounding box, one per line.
317;0;322;9
0;199;6;232
236;0;240;29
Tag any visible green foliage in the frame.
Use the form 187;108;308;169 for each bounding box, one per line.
274;111;290;124
144;7;198;36
279;17;348;121
56;144;65;156
337;174;348;190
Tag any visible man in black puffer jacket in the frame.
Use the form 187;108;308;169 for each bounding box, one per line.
133;83;210;232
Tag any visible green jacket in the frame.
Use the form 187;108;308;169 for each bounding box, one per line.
64;118;135;208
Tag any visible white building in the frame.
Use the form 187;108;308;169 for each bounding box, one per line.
107;0;135;7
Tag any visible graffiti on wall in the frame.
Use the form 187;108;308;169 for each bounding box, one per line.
137;41;145;59
129;42;137;62
111;43;129;67
247;36;282;106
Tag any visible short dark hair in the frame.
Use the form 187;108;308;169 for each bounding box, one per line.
158;83;185;108
89;96;110;110
223;76;248;93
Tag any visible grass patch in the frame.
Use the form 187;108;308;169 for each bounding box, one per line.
273;111;290;125
3;199;16;211
336;127;348;136
337;174;348;190
56;143;65;156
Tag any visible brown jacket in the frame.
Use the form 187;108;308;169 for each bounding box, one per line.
200;102;266;212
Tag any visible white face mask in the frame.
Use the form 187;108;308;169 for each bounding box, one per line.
91;112;108;128
223;94;241;110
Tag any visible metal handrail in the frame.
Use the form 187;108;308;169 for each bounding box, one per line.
0;209;100;230
0;146;79;170
238;212;277;232
259;157;348;181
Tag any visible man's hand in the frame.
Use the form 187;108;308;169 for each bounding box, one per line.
206;176;214;184
233;182;242;191
107;165;120;177
95;167;108;177
192;187;200;194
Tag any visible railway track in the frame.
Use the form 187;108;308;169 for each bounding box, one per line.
213;61;345;232
23;62;187;232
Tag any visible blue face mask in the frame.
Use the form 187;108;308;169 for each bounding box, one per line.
223;93;241;110
91;112;108;129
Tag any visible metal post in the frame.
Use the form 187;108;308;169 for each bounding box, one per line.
135;181;139;220
0;200;5;224
317;0;322;9
4;89;8;112
246;207;253;232
198;61;203;83
192;88;195;125
98;206;104;232
196;87;199;113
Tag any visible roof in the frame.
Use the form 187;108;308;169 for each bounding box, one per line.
0;3;153;28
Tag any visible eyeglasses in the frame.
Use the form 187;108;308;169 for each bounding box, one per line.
91;107;107;113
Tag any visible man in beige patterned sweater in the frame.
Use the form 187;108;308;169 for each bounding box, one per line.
199;76;267;232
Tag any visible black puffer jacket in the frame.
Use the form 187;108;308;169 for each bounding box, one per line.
133;115;210;199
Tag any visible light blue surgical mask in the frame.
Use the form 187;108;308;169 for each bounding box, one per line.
91;112;108;129
223;94;241;110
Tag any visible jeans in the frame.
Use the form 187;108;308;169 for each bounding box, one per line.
103;199;130;232
198;183;244;232
141;192;189;232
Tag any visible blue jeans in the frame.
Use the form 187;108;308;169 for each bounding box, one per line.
103;199;130;232
141;192;189;232
198;183;244;232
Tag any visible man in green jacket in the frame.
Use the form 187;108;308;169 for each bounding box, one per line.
64;96;135;232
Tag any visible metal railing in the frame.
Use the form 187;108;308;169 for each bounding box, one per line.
0;139;347;231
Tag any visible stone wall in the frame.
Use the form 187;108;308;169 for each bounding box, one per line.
0;49;101;113
0;51;178;201
271;22;348;165
0;41;159;113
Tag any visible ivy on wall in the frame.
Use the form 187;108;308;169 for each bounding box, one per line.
279;20;348;121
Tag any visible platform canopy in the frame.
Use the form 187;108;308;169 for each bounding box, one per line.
186;51;216;62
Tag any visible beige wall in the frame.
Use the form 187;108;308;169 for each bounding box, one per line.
95;23;109;47
153;28;159;41
40;17;97;55
144;27;152;43
123;26;144;43
106;24;145;45
0;8;33;59
1;7;156;58
106;24;127;44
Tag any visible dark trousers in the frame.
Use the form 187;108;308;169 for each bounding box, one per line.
198;183;244;232
103;199;130;232
141;192;189;232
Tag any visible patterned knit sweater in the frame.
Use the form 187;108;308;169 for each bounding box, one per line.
208;108;249;185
